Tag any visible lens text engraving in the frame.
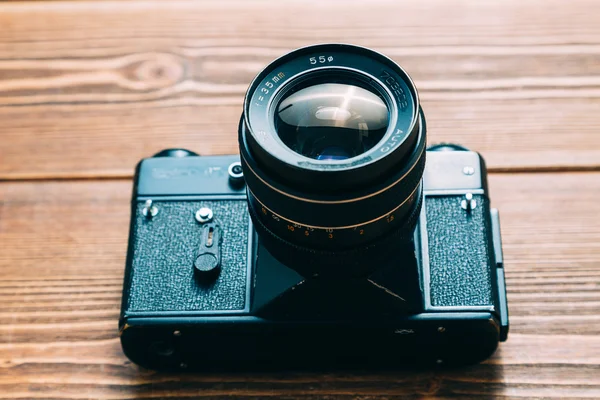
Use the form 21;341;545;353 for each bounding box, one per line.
309;55;334;65
380;70;409;110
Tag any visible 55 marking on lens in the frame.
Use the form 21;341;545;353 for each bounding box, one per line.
309;55;334;65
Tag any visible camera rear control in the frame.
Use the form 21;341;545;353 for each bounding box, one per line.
195;207;213;224
461;193;477;211
194;219;222;281
141;199;159;218
228;162;244;186
490;209;503;268
463;166;475;176
153;148;199;158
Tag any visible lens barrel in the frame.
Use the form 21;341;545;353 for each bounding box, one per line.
239;44;426;277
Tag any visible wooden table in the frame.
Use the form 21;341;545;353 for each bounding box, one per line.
1;1;599;398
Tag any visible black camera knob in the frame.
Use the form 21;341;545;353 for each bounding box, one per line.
194;253;220;280
228;161;245;187
194;218;222;282
427;143;470;152
153;148;199;158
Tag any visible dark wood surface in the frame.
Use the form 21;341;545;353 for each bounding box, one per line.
0;1;599;398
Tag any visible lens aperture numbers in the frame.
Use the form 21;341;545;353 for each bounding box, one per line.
249;189;407;249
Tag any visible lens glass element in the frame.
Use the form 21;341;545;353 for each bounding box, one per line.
274;81;389;161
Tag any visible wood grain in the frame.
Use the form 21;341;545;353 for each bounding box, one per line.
1;173;599;398
1;0;600;399
1;0;600;179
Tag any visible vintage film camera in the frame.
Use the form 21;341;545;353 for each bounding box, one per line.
120;44;508;370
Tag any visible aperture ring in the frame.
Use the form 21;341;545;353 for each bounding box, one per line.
248;188;423;278
248;182;421;230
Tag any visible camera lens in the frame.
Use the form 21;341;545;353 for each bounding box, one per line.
274;79;389;161
239;44;427;276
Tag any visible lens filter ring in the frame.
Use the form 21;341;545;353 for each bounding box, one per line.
243;43;420;191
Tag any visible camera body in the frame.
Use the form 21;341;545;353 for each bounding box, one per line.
119;148;508;370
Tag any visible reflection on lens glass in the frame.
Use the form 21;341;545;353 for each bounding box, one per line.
316;146;350;161
274;82;389;160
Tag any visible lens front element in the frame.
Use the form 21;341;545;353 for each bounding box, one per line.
275;81;389;161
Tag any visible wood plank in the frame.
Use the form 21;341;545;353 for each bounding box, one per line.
1;1;599;398
1;0;600;179
0;172;599;398
0;336;598;399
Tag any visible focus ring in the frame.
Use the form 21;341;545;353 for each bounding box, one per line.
239;110;426;231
